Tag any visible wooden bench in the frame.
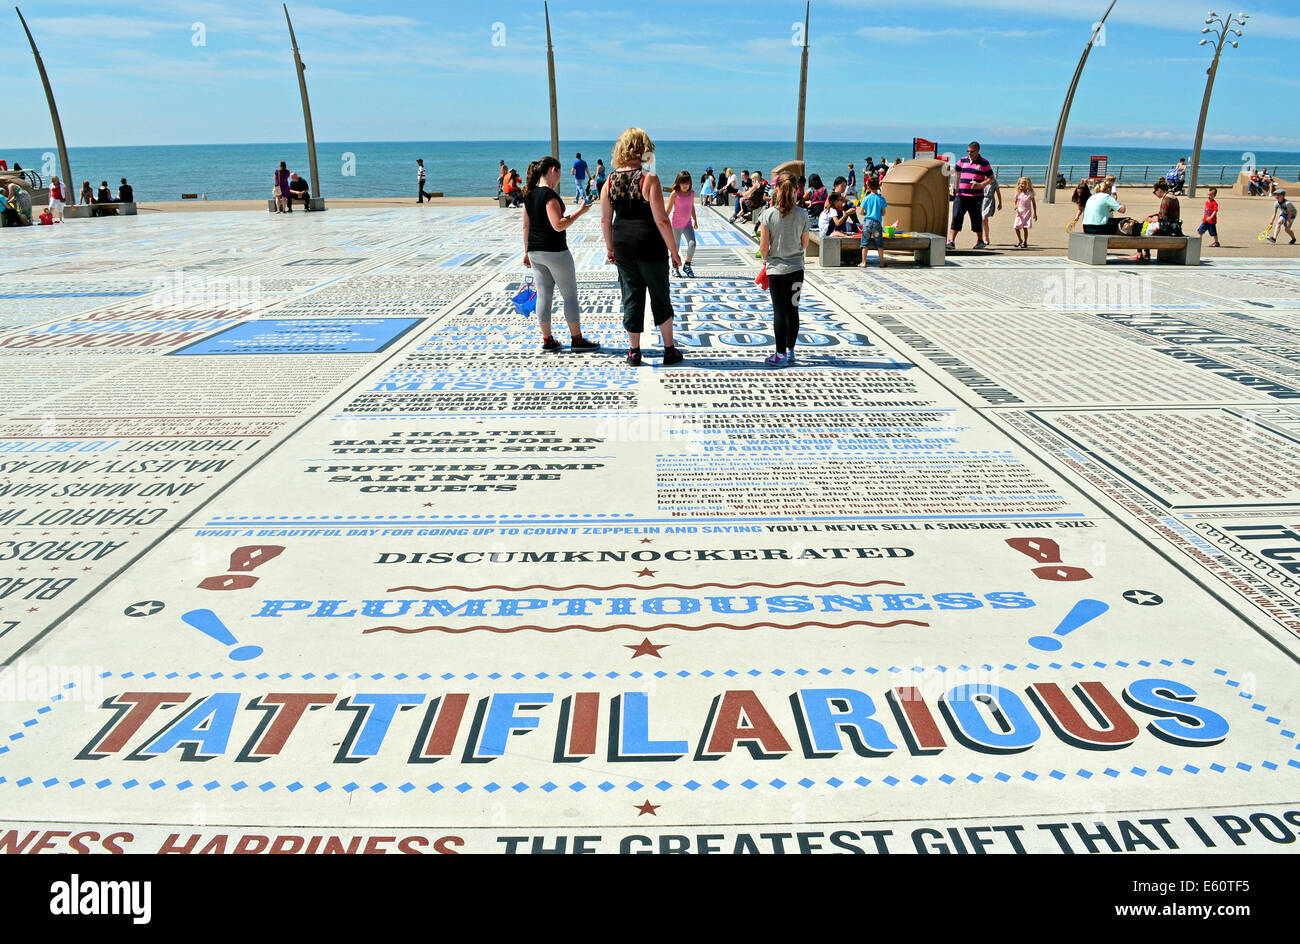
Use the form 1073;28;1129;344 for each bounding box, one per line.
64;203;136;219
1068;232;1200;265
808;231;946;267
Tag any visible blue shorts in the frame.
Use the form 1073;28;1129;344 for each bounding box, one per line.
860;219;884;249
1198;222;1217;237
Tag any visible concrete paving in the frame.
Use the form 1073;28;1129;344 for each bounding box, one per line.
0;205;1297;855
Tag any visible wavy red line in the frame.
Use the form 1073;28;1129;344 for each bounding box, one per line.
363;619;928;635
385;579;907;593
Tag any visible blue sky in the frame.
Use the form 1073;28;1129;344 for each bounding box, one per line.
4;0;1299;148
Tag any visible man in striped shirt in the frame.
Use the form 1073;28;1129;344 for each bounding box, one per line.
947;141;992;250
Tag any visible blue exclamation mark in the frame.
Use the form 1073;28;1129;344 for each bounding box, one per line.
1028;599;1109;652
181;609;264;661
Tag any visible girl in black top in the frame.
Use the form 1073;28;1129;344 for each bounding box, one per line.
600;127;683;366
522;157;598;352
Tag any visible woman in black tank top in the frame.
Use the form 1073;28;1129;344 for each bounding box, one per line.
600;127;684;366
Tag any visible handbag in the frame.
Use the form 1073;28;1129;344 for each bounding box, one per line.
755;264;769;290
510;276;537;317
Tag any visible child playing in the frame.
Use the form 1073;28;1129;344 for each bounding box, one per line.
48;175;65;222
856;177;888;268
1198;187;1220;248
666;171;698;278
1267;189;1296;245
1013;177;1037;248
38;207;54;225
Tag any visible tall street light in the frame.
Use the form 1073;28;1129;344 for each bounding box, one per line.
1045;1;1116;205
15;7;72;192
1189;10;1247;199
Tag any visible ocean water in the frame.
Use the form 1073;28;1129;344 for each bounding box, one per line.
3;141;1298;201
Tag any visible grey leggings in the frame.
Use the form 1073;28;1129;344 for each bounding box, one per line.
672;225;696;261
529;249;580;328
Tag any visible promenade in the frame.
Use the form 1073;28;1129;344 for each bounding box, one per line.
0;204;1297;854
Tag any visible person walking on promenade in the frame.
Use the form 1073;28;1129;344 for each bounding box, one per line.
666;171;698;278
417;159;435;203
1199;187;1220;248
274;162;291;213
571;153;589;204
1267;189;1297;244
947;141;992;250
593;159;607;199
600;127;683;367
980;172;1002;247
1013;177;1037;249
48;175;65;222
522;157;600;353
757;175;810;369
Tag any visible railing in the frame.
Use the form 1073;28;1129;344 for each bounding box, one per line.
991;163;1300;186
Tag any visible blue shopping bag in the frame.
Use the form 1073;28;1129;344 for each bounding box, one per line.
510;276;537;317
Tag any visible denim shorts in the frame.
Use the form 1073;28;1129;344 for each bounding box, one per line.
860;219;884;249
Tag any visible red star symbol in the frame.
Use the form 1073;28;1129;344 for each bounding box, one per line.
635;801;661;816
423;503;434;507
27;608;38;613
639;538;653;544
625;637;668;659
635;567;657;578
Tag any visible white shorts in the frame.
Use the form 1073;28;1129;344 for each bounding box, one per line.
49;198;64;212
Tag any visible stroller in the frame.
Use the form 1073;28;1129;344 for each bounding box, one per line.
1165;168;1186;195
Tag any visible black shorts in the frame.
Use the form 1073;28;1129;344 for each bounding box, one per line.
950;195;982;233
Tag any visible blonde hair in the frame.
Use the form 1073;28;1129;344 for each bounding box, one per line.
1016;176;1033;195
613;127;654;167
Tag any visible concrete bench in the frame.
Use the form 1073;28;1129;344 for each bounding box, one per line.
1068;232;1200;265
808;231;946;267
266;197;326;212
64;203;136;219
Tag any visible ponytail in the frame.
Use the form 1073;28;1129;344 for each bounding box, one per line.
524;157;560;197
774;177;797;216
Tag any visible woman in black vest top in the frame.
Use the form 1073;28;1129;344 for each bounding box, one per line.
522;157;598;352
600;127;683;366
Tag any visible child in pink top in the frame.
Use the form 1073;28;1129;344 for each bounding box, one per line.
1013;177;1038;248
666;171;698;277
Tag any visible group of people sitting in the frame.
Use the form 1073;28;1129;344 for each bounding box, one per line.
81;178;134;216
272;161;312;212
1247;167;1283;196
1;175;133;226
1073;174;1186;260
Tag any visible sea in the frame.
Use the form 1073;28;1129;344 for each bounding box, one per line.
4;141;1298;201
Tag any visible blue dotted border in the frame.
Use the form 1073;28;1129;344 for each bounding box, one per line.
2;659;1296;796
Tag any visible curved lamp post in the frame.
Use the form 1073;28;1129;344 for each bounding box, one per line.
1189;11;1247;199
545;2;559;160
795;3;809;163
284;4;323;208
15;7;71;191
1045;0;1116;204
